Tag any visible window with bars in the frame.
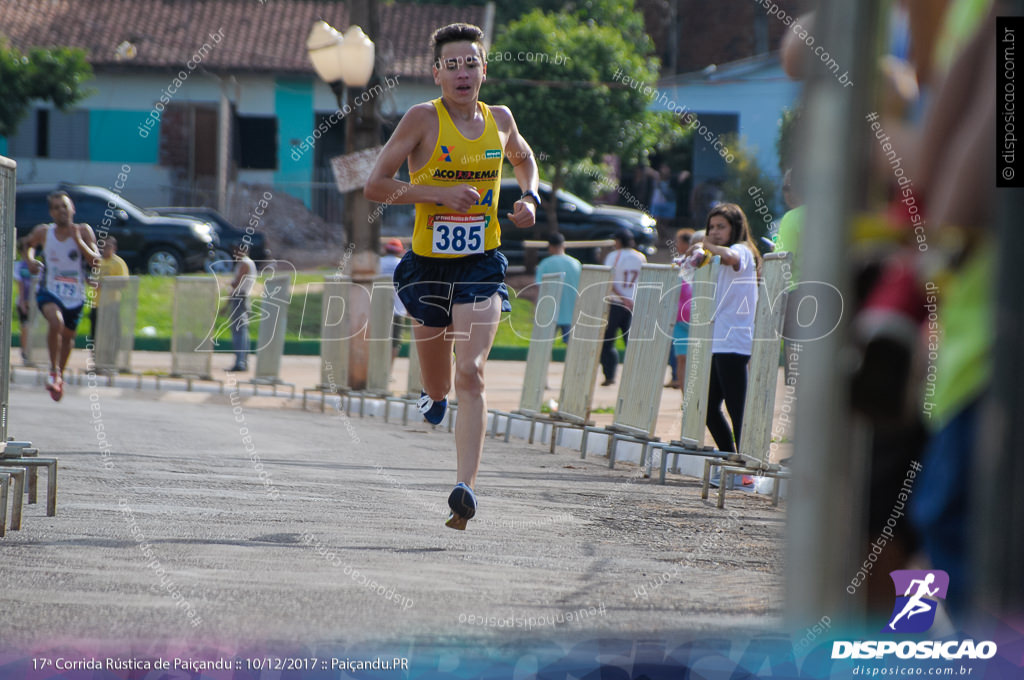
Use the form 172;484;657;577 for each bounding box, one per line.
6;108;89;160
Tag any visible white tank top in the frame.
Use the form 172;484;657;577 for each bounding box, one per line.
43;223;87;308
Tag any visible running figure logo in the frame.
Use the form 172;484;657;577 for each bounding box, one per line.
884;570;949;633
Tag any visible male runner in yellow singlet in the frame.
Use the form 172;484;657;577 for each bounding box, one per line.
366;23;539;530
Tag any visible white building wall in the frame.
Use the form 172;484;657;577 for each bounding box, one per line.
65;72;286;116
84;72;228;109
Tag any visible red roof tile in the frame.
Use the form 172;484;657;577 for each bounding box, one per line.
0;1;488;79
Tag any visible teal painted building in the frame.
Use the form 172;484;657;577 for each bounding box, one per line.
0;1;483;213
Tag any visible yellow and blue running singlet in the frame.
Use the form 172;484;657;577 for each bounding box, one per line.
410;98;503;258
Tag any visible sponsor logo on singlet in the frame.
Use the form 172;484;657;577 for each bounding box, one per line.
431;168;500;181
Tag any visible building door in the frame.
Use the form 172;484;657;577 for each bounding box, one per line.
160;103;224;205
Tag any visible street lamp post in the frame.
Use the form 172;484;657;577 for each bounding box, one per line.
307;19;382;388
307;21;379;278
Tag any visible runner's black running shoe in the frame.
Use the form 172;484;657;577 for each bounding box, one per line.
445;482;477;530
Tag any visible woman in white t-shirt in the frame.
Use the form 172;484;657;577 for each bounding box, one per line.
226;243;257;372
686;203;761;460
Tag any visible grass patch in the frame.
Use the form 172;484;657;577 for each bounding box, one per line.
10;271;543;347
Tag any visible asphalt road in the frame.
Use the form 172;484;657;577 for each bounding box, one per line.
0;377;784;651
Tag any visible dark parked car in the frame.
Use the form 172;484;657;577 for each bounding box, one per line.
496;179;657;263
15;184;216;275
149;206;269;271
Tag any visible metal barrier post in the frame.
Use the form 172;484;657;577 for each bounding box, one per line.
785;0;882;626
0;156;15;441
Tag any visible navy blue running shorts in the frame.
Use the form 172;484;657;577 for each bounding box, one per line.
393;249;511;328
36;288;84;331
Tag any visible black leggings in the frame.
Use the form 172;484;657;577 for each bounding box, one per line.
600;303;632;381
706;352;750;452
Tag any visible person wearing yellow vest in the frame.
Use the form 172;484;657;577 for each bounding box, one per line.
87;235;130;341
366;22;539;530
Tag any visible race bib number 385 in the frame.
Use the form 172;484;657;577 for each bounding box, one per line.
431;214;487;255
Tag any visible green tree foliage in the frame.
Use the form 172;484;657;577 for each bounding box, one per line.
720;133;779;248
0;42;93;138
560;0;651;47
616;111;687;170
397;0;649;42
484;9;669;232
562;158;616;204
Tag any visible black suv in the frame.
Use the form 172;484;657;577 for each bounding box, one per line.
14;184;216;275
149;206;269;271
496;179;657;263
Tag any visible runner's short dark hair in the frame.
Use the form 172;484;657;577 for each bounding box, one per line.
431;23;485;66
47;190;71;207
548;233;565;246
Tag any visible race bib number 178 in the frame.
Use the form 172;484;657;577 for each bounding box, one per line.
431;214;487;255
54;274;79;299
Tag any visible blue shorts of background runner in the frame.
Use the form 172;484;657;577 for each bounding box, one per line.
394;249;510;328
36;289;84;331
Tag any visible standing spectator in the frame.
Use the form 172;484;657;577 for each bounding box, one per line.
225;243;256;372
666;228;696;388
685;204;760;484
379;238;408;367
774;168;804;284
650;161;690;242
534;232;581;344
14;241;38;365
87;236;130;341
22;191;101;401
904;1;998;620
775;168;808;389
600;229;647;386
626;162;659;213
690;179;724;229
